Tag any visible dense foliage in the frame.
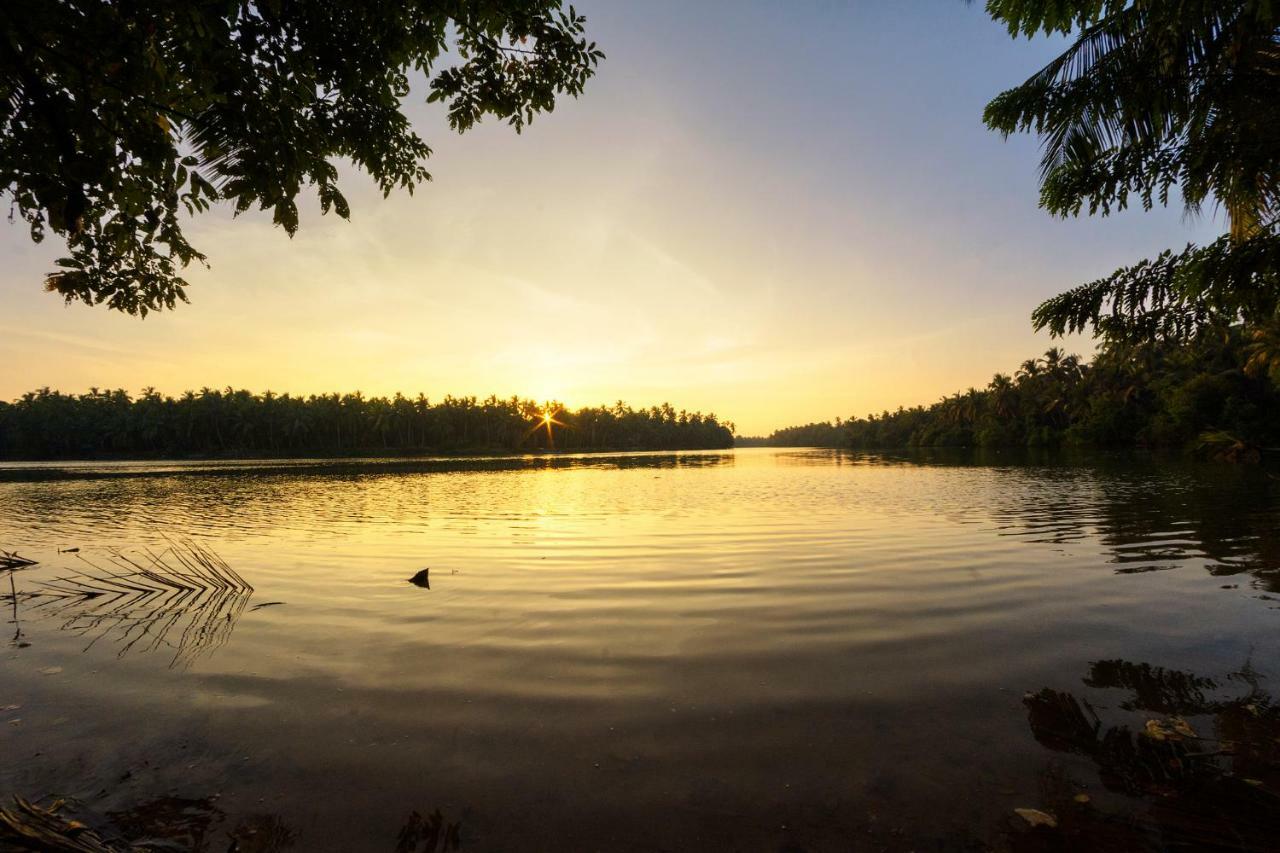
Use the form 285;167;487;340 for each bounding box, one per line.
759;336;1280;456
736;423;845;449
0;389;732;459
983;0;1280;345
0;1;602;314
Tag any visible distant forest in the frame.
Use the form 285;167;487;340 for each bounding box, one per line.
745;331;1280;459
0;389;734;459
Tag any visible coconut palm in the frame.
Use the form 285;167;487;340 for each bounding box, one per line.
983;1;1280;343
988;373;1018;418
985;1;1280;239
0;390;735;457
1244;316;1280;382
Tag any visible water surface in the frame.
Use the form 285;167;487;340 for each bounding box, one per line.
1;448;1277;850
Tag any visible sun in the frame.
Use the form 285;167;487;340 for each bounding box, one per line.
530;406;565;449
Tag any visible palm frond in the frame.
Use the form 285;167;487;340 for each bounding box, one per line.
2;542;252;669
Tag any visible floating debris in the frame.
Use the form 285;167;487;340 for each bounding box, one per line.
408;569;430;589
1;540;253;669
1;551;37;571
1022;658;1280;849
3;794;454;852
1013;807;1058;829
1142;716;1198;741
0;796;129;852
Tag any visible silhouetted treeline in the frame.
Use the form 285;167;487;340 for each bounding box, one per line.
0;389;734;459
736;422;847;448
760;332;1280;454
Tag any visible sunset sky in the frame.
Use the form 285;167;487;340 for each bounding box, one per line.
0;1;1221;435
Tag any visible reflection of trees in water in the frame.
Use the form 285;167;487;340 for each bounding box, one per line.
1;542;252;668
841;450;1280;592
975;460;1280;592
1084;659;1222;714
394;809;462;853
1087;474;1280;592
1016;659;1280;852
7;454;1277;594
0;451;738;486
0;452;739;545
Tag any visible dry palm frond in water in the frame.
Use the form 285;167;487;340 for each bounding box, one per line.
5;540;253;668
1;550;38;570
0;796;133;852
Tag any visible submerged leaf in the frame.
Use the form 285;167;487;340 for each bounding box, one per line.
1014;808;1058;828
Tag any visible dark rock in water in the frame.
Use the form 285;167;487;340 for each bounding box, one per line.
408;569;430;589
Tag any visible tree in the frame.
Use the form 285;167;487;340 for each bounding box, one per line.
0;388;735;458
0;1;603;315
981;1;1280;344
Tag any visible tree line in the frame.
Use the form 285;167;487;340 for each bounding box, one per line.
755;331;1280;458
735;423;845;448
0;389;733;459
752;0;1280;462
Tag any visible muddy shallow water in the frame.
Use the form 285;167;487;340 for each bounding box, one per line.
1;448;1278;851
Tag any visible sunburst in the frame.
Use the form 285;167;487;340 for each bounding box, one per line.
526;405;564;449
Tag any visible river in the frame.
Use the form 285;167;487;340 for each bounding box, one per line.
1;448;1277;851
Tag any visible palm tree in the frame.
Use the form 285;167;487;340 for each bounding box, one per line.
1060;353;1084;381
988;373;1018;418
984;1;1280;343
1244;317;1280;382
0;387;737;458
985;0;1280;240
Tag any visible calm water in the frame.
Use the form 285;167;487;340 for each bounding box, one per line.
1;448;1278;851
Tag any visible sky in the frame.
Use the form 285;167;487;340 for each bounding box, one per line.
0;1;1223;435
